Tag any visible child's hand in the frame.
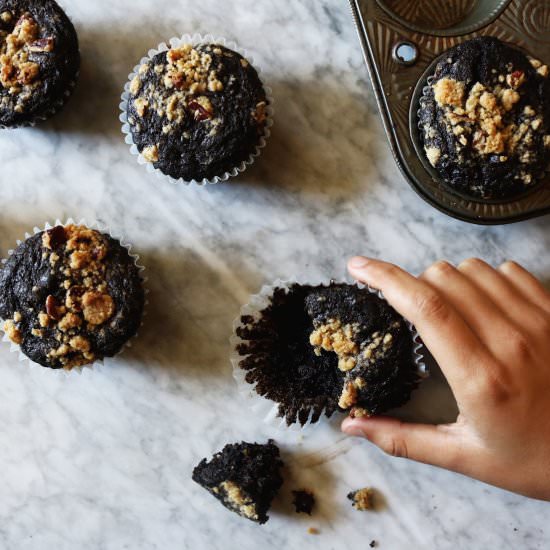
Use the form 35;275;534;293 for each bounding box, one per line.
342;257;550;501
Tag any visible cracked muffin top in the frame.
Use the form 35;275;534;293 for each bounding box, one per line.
0;0;79;127
0;224;145;369
419;37;550;200
127;43;268;181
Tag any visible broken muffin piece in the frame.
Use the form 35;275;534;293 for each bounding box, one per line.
292;489;315;515
236;283;420;426
192;440;283;524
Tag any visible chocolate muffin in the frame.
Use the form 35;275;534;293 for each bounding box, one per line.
192;440;283;524
0;224;145;369
126;43;268;181
0;0;79;128
419;37;550;200
236;284;420;426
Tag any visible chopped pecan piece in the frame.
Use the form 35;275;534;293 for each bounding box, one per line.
45;295;64;320
188;100;212;121
28;37;54;53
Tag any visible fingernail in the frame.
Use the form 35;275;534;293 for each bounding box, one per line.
342;425;367;438
349;256;370;269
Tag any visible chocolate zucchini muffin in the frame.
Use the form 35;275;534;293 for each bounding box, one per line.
0;0;79;128
419;37;550;200
192;440;283;524
126;43;268;181
236;284;420;426
0;225;145;369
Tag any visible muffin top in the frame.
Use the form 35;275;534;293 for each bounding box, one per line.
419;37;550;200
192;440;283;524
127;43;268;181
236;284;419;426
0;0;79;127
0;225;145;369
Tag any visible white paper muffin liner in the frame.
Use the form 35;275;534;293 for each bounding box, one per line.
230;279;427;432
0;0;80;130
0;218;148;376
119;33;274;186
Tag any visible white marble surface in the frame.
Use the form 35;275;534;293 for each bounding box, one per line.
0;0;549;548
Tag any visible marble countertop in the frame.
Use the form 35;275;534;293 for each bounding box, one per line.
0;0;549;548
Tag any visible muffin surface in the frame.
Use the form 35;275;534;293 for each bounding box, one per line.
236;283;419;426
0;0;79;127
0;225;144;369
127;43;267;181
419;37;550;200
192;440;283;524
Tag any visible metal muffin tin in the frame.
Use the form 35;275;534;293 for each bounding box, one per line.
349;0;550;224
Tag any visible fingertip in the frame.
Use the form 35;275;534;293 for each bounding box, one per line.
348;256;371;271
341;417;369;439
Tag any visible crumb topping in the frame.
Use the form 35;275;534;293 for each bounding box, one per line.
348;488;374;511
310;318;400;410
218;481;259;521
141;144;159;163
433;78;465;108
425;146;441;168
0;12;55;112
310;319;360;372
3;224;118;370
350;407;369;418
3;319;22;344
427;60;549;185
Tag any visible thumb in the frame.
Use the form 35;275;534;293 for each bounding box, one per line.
342;416;465;472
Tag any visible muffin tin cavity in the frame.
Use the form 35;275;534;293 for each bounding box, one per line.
376;0;511;36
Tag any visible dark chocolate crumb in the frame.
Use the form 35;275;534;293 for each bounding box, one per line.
292;489;315;515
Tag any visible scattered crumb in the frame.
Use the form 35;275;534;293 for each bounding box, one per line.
307;527;319;535
370;542;377;548
348;487;374;511
292;489;315;515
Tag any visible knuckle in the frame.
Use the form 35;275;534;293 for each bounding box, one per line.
375;263;400;278
425;260;454;279
478;372;513;404
528;310;550;336
499;260;520;273
380;436;409;459
506;328;532;362
458;257;486;272
413;290;449;322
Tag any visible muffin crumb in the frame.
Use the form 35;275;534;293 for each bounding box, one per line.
348;488;374;511
292;490;315;515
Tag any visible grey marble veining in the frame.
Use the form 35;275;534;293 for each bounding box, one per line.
0;1;549;549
